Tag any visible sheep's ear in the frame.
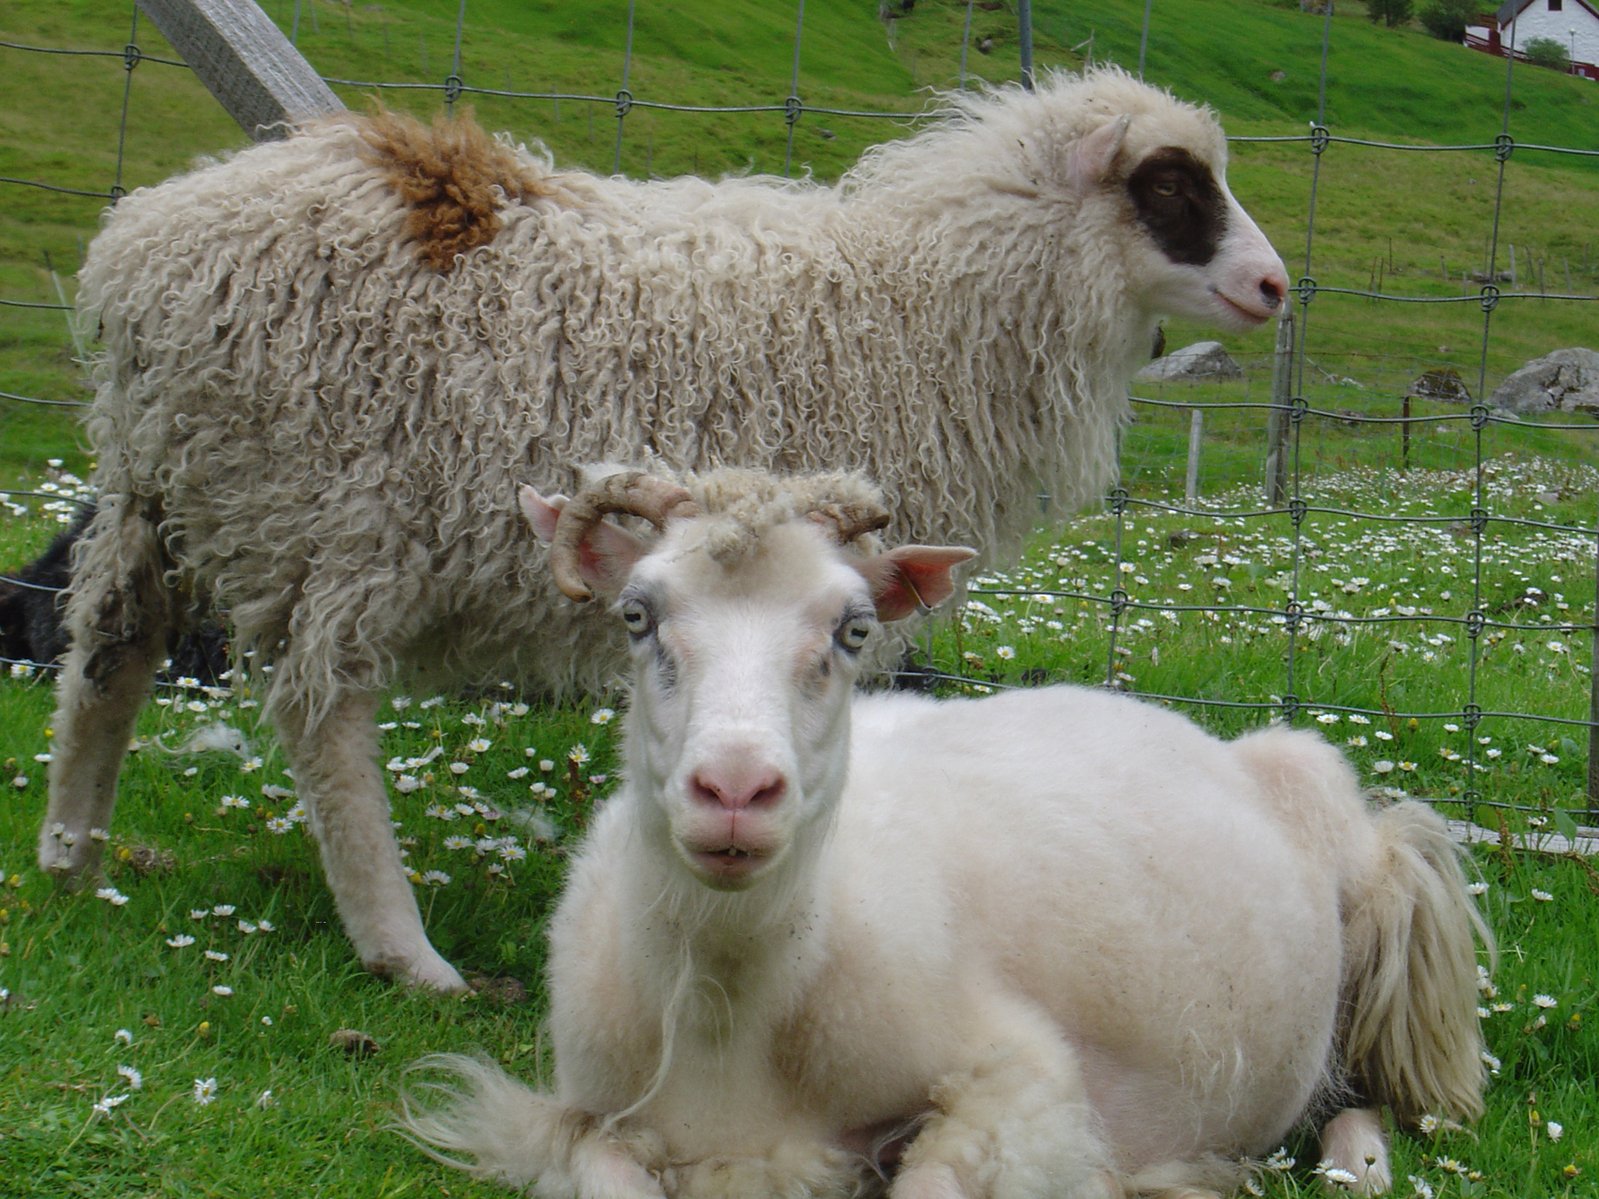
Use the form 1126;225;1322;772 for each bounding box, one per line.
519;486;568;543
518;485;650;598
857;545;977;622
1067;114;1131;190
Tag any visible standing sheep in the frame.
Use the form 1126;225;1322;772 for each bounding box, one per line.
43;68;1288;990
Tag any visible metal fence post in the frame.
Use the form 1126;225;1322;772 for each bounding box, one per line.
1017;0;1034;89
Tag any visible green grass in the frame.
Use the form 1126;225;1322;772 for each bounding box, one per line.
3;461;1597;1197
1;644;607;1199
948;452;1599;817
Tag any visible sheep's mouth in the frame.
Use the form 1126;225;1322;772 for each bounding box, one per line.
686;844;771;885
1209;284;1276;328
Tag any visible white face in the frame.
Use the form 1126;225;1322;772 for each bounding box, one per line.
1119;144;1290;332
617;521;876;892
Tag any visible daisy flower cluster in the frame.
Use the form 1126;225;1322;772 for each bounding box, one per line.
3;462;96;683
0;459;94;521
83;1028;272;1123
372;690;620;885
951;454;1596;827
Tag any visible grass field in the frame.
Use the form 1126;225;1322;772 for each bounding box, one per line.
2;1;1598;1196
2;461;1596;1197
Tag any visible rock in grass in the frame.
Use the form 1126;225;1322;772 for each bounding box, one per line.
1491;347;1599;416
1408;367;1471;403
329;1028;381;1058
1135;340;1243;382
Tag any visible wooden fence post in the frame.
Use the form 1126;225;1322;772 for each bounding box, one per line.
1185;408;1203;504
136;0;345;141
1264;308;1294;506
1400;392;1411;472
1589;529;1599;824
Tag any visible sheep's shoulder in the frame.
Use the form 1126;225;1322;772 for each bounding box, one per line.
545;807;662;1108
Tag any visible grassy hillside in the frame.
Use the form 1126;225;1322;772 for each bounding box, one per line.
2;0;1596;488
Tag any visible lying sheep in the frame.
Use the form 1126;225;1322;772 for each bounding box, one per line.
44;68;1287;989
400;465;1490;1199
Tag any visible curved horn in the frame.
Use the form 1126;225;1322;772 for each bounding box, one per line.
550;469;700;602
806;499;892;546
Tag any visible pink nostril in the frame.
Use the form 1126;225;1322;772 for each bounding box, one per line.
690;766;787;811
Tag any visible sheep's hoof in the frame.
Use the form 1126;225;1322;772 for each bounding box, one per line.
890;1162;966;1199
38;830;105;887
408;959;470;993
367;950;469;993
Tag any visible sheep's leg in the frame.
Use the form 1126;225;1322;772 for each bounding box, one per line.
893;1000;1118;1199
1318;1108;1391;1196
664;1138;866;1199
40;501;172;882
274;692;467;992
40;630;169;880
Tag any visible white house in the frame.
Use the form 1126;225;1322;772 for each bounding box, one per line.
1466;0;1599;79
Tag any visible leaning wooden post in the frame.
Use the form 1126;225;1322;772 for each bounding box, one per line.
1264;307;1294;506
135;0;345;141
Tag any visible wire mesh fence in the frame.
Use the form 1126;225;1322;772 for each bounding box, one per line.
2;0;1597;830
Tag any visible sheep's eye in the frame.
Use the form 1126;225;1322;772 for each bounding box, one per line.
619;598;655;638
835;618;874;655
1151;178;1180;198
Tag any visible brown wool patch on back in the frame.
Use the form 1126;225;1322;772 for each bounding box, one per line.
354;108;550;273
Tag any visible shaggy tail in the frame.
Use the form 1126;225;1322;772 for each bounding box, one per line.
394;1054;663;1198
61;496;176;676
1338;802;1493;1125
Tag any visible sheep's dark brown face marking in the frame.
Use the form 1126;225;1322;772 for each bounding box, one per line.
1127;147;1226;267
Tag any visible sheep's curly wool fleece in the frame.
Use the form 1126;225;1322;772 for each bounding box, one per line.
72;68;1210;714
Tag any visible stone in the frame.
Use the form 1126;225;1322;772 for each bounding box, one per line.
1408;367;1471;403
1490;348;1599;416
1135;340;1242;383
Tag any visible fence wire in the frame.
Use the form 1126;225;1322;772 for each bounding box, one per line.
2;1;1598;827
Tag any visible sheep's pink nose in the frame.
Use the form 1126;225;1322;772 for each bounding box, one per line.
689;763;787;811
1258;268;1288;311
